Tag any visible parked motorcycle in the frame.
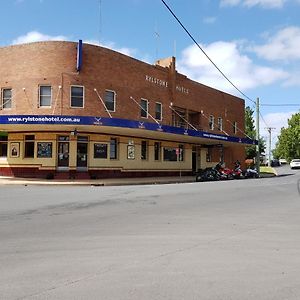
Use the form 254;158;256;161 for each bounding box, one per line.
232;161;244;179
195;166;220;182
215;163;234;180
244;167;259;178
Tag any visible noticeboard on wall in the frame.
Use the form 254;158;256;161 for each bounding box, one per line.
10;142;20;158
37;142;52;158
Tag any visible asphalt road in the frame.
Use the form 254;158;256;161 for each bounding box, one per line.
0;166;300;300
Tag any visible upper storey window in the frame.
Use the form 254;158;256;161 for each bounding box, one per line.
71;86;84;108
105;90;116;112
1;88;12;109
141;99;148;118
155;102;162;121
39;85;52;107
217;117;223;131
233;121;237;134
209;115;214;130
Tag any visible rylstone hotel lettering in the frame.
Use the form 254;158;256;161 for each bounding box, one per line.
145;75;189;94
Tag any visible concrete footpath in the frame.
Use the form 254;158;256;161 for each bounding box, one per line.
0;175;196;186
0;171;276;186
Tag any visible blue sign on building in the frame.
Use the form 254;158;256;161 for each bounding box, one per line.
76;40;83;71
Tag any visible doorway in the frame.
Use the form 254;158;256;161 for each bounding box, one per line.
57;136;70;169
77;136;88;170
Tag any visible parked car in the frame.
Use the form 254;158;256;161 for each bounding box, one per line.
290;159;300;169
271;159;281;167
279;158;287;164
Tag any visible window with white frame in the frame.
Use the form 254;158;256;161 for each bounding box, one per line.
2;88;12;109
105;90;116;112
141;99;148;118
39;85;52;107
155;102;162;120
209;115;214;130
71;86;84;108
217;117;223;131
233;121;237;134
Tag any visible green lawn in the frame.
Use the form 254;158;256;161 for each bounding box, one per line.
260;166;276;174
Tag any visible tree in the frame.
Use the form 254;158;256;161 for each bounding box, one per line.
273;112;300;161
245;106;266;159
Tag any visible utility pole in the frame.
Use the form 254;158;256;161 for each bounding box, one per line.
256;97;260;177
265;127;276;167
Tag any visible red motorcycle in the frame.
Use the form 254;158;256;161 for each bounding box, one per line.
215;163;234;180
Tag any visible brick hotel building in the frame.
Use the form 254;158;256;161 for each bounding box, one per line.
0;41;256;178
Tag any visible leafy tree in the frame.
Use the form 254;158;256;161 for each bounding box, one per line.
273;112;300;161
245;106;266;159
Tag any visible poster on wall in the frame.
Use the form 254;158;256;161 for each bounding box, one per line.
127;145;135;159
37;142;52;158
10;142;20;158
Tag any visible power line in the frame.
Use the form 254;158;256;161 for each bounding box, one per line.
160;0;256;105
259;111;269;128
260;103;300;107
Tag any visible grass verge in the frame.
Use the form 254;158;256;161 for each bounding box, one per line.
260;166;276;175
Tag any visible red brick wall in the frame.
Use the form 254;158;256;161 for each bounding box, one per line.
0;41;245;137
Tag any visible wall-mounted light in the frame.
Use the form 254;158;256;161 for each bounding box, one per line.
71;129;78;136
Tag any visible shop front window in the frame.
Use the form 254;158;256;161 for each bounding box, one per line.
163;147;177;161
141;141;148;160
110;138;118;159
0;135;8;157
154;142;161;161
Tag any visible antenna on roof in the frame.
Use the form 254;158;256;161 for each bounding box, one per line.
174;40;176;57
98;0;102;45
154;22;160;60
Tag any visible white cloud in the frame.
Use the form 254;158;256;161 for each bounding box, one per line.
203;17;217;24
220;0;241;6
11;33;137;58
283;72;300;87
12;31;68;45
220;0;287;8
177;41;288;94
260;111;297;150
252;26;300;61
84;39;137;57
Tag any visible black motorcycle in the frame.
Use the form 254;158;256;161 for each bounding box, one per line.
195;167;221;182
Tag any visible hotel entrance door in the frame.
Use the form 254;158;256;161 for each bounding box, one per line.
77;136;88;170
57;136;70;169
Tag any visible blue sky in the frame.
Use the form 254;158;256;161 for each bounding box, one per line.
1;0;300;152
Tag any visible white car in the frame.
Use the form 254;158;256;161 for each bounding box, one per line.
279;158;287;164
290;159;300;169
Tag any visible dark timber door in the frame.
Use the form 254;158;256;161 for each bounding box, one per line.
77;136;88;169
192;151;197;174
57;141;69;168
